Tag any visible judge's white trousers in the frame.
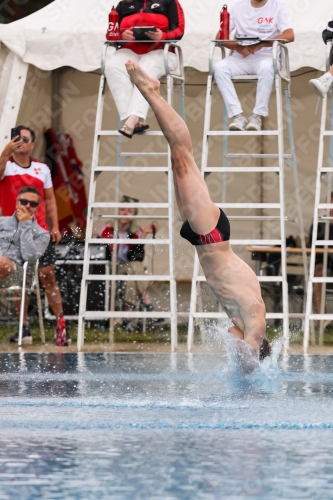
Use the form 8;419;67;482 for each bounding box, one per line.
105;48;178;121
214;53;275;118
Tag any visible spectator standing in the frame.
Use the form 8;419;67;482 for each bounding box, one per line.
309;21;333;98
105;0;184;138
99;195;163;331
0;126;68;343
214;0;294;131
0;187;50;344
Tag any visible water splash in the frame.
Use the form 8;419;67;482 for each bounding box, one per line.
204;321;285;380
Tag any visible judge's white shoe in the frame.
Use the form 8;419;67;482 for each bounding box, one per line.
309;74;333;98
229;114;248;131
246;114;262;131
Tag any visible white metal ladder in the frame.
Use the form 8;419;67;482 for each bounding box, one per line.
9;261;45;347
304;42;333;353
187;41;307;351
77;42;185;352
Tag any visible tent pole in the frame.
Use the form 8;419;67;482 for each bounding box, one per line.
0;50;28;151
51;68;61;133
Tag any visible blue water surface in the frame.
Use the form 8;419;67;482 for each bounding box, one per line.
0;352;333;499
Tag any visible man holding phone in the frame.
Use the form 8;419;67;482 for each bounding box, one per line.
104;0;185;138
0;126;68;343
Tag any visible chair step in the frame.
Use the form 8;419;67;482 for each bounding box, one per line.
225;153;292;159
265;313;284;319
257;276;283;282
206;131;279;137
216;203;281;209
318;204;333;209
120;152;168;157
94;166;169;172
193;312;227;318
90;202;169;209
191;312;284;319
87;238;170;245
312;277;333;283
195;275;283;283
309;314;333;320
93;214;170;220
83;275;172;281
97;130;163;136
319;167;333;173
230;239;282;245
55;259;109;265
82;311;170;319
228;216;284;221
314;240;333;246
204;167;280;173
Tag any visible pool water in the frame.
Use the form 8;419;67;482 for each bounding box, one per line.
0;351;333;499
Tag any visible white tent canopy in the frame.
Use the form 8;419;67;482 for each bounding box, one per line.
0;0;332;149
0;0;331;72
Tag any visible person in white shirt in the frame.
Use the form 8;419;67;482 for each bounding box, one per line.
214;0;294;131
309;21;333;98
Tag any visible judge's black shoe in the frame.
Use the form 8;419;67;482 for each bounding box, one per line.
144;303;165;324
10;325;32;345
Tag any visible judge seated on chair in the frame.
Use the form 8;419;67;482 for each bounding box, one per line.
214;0;294;132
104;0;184;139
0;187;50;344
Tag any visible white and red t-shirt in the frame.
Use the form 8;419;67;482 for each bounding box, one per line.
0;157;53;231
230;0;293;55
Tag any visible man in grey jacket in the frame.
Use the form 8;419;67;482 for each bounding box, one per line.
0;186;50;344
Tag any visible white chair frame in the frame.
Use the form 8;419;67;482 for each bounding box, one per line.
0;260;45;347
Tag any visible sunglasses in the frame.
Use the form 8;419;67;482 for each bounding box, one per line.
21;136;30;143
18;198;39;208
121;195;139;203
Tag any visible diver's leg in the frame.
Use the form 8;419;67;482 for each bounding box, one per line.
125;60;219;234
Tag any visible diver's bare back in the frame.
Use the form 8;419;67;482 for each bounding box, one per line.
196;241;265;335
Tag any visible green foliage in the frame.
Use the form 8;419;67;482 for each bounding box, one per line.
0;321;195;346
2;321;333;347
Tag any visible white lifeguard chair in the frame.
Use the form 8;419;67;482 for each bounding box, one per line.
77;41;185;352
304;41;333;352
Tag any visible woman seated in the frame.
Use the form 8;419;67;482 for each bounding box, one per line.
105;0;185;138
99;195;163;331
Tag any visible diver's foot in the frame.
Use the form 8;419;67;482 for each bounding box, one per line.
125;60;160;94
